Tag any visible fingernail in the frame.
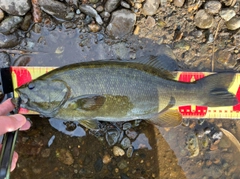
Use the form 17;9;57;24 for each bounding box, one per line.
14;114;24;122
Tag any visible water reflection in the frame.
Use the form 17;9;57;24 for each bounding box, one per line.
49;118;86;137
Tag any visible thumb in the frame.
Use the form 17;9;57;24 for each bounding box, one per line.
0;114;27;135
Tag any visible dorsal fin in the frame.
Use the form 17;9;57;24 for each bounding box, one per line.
130;55;178;80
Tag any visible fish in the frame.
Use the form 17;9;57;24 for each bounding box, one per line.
15;57;238;129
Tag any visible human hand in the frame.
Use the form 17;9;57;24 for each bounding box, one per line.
0;98;31;171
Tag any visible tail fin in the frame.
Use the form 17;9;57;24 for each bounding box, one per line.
197;72;238;107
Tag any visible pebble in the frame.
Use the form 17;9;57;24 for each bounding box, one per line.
145;16;155;29
0;52;10;68
121;137;132;149
122;122;131;130
117;159;128;169
125;129;138;139
121;1;131;8
113;146;125;156
0;16;23;35
79;4;103;25
219;8;236;21
225;16;240;30
13;55;31;66
174;0;185;7
21;13;32;31
106;9;136;39
0;0;31;16
102;154;111;164
39;0;75;21
142;0;160;16
204;1;222;14
126;147;134;158
0;32;21;48
212;131;223;140
194;9;214;29
96;6;104;12
0;9;4;22
106;128;120;146
55;148;74;165
88;23;101;32
94;157;103;172
48;135;55;147
105;0;121;12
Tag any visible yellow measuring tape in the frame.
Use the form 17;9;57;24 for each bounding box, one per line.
10;66;240;119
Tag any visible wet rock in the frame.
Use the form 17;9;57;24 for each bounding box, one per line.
94;157;103;172
222;0;235;6
0;9;4;22
142;0;160;16
0;52;10;67
204;1;222;14
125;129;138;139
219;8;236;21
121;1;131;9
194;9;214;29
55;148;74;165
145;16;155;29
113;146;125;156
20;13;32;31
0;16;23;35
39;0;74;21
105;0;121;13
121;137;131;149
0;32;20;48
0;0;31;16
102;154;111;164
106;9;136;39
106;128;120;146
13;55;31;66
186;132;199;158
174;0;185;7
79;4;103;25
96;6;104;12
126;147;133;158
202;164;223;179
88;23;101;32
117;159;128;169
225;16;240;30
122;123;131;130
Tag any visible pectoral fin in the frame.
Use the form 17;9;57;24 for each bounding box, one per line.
79;119;100;129
68;95;106;111
149;109;182;127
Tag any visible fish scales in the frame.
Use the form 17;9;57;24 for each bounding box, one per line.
15;60;238;128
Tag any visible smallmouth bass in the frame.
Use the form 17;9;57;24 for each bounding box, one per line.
15;58;238;129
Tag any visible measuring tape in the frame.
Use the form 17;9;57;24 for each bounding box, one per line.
10;66;240;119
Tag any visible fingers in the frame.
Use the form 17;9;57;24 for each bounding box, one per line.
0;99;15;116
0;145;19;172
0;114;27;135
19;120;31;131
10;151;18;172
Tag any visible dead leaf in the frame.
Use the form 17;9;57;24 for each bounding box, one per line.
220;128;240;152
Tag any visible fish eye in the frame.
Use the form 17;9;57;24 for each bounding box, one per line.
28;83;35;90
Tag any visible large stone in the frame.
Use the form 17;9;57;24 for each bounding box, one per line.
106;9;136;39
194;9;214;29
38;0;74;21
142;0;160;16
0;0;31;16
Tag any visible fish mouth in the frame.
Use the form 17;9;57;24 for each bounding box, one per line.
19;93;29;104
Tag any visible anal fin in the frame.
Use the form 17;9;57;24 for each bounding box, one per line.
149;109;182;127
79;119;100;129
